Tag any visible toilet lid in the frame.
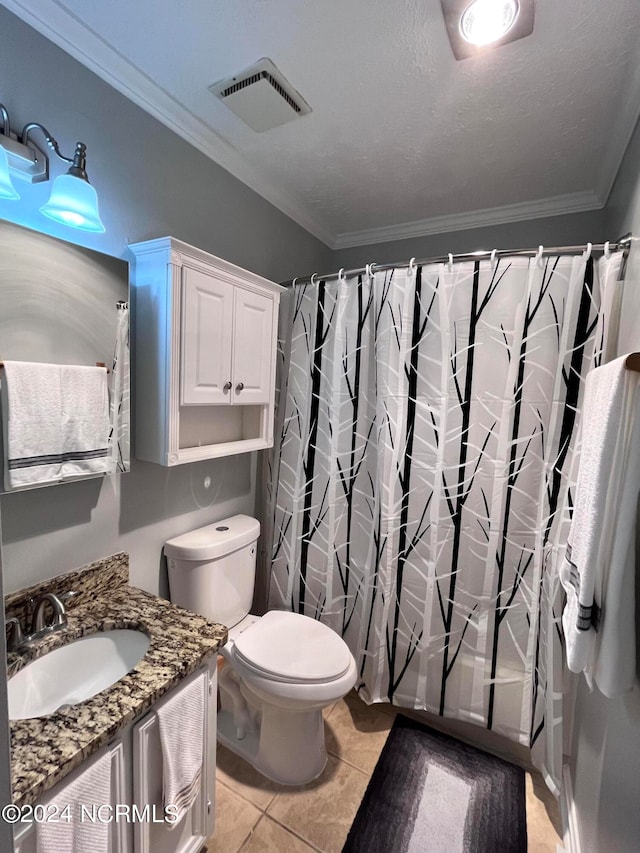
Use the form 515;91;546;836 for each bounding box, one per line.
232;611;353;683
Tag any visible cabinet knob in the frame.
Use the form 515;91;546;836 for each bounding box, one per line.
223;381;232;391
235;382;245;392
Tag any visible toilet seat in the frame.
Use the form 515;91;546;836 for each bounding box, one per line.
232;611;352;684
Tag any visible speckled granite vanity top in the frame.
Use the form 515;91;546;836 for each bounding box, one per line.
5;553;227;806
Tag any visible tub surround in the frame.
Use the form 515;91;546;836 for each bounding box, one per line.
6;554;227;806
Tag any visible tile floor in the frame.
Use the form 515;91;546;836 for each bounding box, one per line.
204;691;563;853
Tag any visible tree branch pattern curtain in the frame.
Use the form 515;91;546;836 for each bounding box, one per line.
265;251;622;791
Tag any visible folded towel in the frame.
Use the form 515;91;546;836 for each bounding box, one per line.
156;672;207;827
1;361;111;490
36;748;112;853
559;354;640;696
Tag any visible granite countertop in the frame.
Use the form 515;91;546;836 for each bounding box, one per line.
6;554;227;806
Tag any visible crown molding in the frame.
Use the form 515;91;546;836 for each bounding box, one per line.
333;190;605;250
1;0;337;248
2;0;627;254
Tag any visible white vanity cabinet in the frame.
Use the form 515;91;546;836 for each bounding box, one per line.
13;661;216;853
130;237;283;465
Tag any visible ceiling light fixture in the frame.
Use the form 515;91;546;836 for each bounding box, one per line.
460;0;519;46
441;0;534;60
0;102;105;233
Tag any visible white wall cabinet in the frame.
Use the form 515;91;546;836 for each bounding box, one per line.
131;237;283;465
13;662;216;853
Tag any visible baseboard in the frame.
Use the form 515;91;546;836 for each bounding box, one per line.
560;764;582;853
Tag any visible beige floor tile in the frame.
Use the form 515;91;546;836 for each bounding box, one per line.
240;815;319;852
325;690;395;774
204;781;262;853
267;755;369;853
526;771;563;852
216;744;287;811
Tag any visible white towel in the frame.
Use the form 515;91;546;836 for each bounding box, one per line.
1;361;111;490
36;748;112;853
559;354;640;696
156;672;207;827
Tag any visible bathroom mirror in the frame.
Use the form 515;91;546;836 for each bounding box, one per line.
0;219;130;492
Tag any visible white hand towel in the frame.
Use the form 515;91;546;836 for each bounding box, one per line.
1;361;110;490
36;748;112;853
559;354;640;696
156;672;207;828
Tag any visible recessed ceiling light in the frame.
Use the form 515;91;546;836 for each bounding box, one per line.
460;0;519;47
440;0;534;60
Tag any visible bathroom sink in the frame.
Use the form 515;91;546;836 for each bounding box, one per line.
7;629;150;720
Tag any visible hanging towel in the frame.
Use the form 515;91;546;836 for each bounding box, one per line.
1;361;110;490
559;354;640;696
36;748;112;853
156;672;207;828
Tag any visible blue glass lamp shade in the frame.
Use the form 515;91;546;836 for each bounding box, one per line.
40;173;105;232
0;144;20;200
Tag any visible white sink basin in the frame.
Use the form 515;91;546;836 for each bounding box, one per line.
8;629;150;720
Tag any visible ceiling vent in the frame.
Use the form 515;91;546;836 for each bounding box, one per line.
209;58;312;132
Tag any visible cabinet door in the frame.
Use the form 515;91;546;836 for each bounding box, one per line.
133;670;211;853
232;288;274;404
14;740;129;853
181;267;234;406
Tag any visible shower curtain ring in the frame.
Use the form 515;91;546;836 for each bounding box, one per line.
448;253;454;271
338;268;346;283
536;245;544;268
604;241;612;259
310;273;318;285
490;249;497;269
408;257;416;274
584;242;593;261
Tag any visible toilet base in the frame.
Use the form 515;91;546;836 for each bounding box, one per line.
217;705;327;785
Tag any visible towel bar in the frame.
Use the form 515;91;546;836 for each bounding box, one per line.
0;361;110;372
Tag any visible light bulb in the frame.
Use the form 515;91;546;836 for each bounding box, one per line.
460;0;519;46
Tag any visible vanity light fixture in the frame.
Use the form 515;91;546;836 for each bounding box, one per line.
0;102;105;233
441;0;534;60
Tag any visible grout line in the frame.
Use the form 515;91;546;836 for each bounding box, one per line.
325;747;379;778
237;813;265;852
215;773;278;813
267;813;326;853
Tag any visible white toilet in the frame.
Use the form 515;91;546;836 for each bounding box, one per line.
164;514;357;785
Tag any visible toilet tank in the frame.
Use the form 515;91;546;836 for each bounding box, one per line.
164;514;260;628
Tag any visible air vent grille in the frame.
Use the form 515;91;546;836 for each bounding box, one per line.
210;58;311;132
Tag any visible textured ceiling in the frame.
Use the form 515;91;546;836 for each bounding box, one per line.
4;0;640;247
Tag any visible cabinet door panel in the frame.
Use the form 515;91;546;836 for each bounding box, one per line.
181;267;233;406
133;671;209;853
14;740;129;853
232;289;274;404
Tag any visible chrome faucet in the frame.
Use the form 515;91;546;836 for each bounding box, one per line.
32;592;68;633
5;590;77;652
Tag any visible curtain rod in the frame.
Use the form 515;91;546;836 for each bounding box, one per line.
289;233;634;286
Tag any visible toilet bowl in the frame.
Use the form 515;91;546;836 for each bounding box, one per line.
165;515;357;785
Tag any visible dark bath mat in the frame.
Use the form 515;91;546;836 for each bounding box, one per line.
343;714;527;853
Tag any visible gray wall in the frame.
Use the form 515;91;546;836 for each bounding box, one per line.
331;209;607;271
0;6;331;597
567;117;640;853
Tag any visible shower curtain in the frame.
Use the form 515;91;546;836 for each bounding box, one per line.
266;250;623;791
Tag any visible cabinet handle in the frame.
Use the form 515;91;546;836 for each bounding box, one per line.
223;381;232;391
235;382;245;392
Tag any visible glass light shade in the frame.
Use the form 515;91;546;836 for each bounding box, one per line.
40;173;105;233
460;0;519;46
0;144;20;200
